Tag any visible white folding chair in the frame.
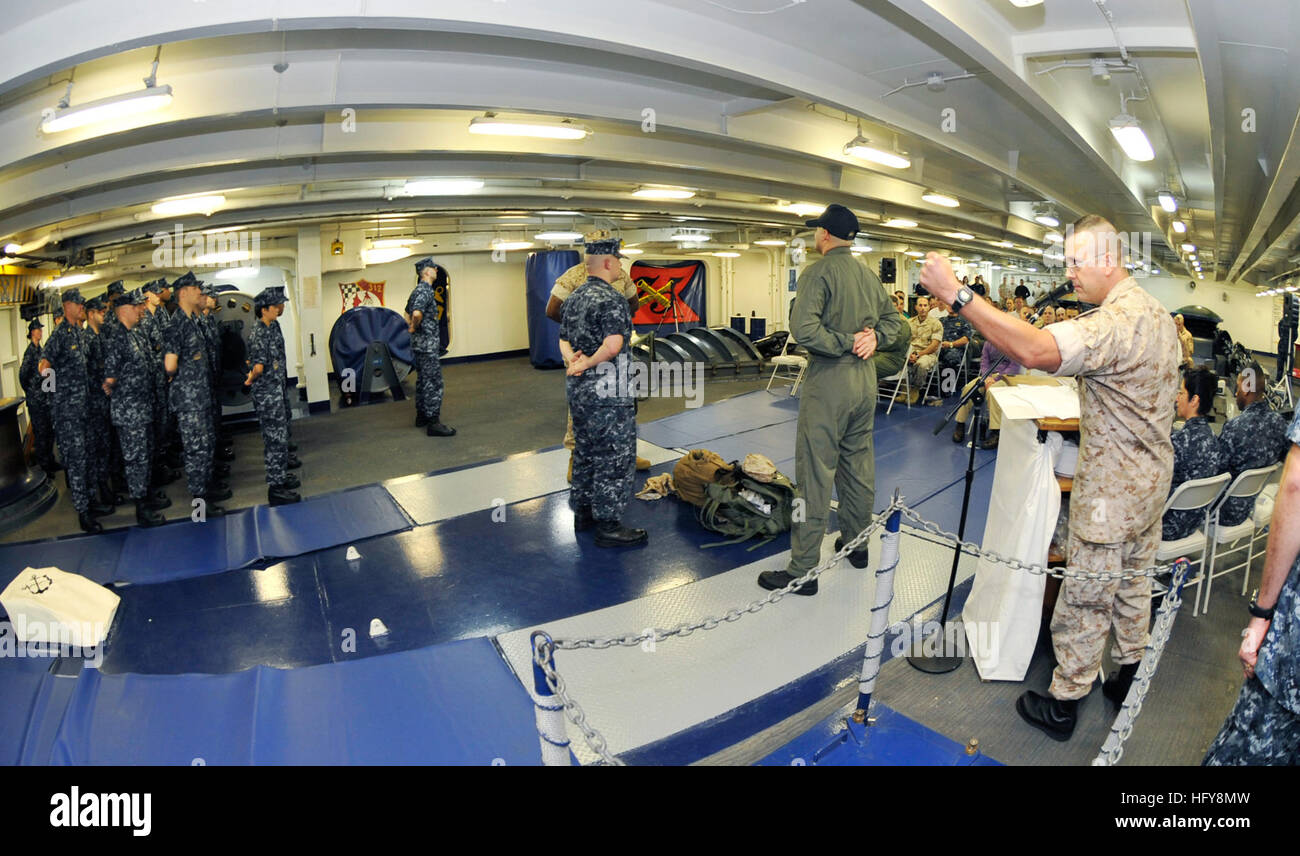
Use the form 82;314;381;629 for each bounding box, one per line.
1201;464;1281;615
1154;472;1230;617
1244;481;1280;599
765;336;808;395
877;363;911;414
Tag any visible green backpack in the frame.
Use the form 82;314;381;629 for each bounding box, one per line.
698;466;798;550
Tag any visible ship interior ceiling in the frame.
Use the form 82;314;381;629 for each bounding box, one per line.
1;0;1299;782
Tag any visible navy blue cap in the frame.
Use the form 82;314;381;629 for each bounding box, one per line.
85;296;106;312
27;319;43;332
171;271;201;291
61;288;85;305
805;204;859;241
414;257;438;275
141;279;166;295
583;237;623;258
106;280;125;296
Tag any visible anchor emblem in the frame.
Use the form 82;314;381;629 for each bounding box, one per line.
23;574;52;595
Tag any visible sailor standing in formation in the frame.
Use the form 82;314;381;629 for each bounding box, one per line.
103;289;168;527
407;257;455;437
245;286;302;505
19;318;59;475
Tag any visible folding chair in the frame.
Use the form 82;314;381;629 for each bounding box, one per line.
1201;464;1281;615
765;336;808;395
877;364;910;414
1153;472;1230;617
1244;482;1280;598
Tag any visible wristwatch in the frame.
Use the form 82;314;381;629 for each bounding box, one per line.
951;286;975;314
1249;590;1275;621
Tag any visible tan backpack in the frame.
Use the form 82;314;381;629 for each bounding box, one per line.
673;450;734;507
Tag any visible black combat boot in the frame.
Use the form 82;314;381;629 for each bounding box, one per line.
415;413;429;428
1015;691;1079;742
287;454;303;469
573;506;595;533
834;536;872;569
135;499;165;527
206;482;233;502
593;520;647;548
216;445;236;462
281;473;301;490
213;461;231;478
756;569;817;596
952;420;967;443
288;441;298;452
979;429;1000;450
78;511;103;533
1102;662;1141;708
427;421;456;437
146;489;171;511
193;494;226;517
89;498;115;518
268;485;301;506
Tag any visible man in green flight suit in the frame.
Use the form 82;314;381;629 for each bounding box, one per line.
758;204;905;596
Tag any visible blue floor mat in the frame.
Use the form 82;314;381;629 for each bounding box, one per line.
1;486;410;587
43;638;542;765
757;701;1001;766
0;658;62;766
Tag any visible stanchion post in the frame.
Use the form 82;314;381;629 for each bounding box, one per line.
530;631;573;767
852;502;902;722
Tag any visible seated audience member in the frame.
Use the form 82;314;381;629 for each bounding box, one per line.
892;292;910;319
952;302;1022;449
1164;367;1222;540
1218;361;1291;526
1017;305;1033;323
903;295;942;404
1013;295;1026;313
937;309;975;379
1033;305;1057;328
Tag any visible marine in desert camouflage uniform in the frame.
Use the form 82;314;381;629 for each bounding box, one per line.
920;215;1180;741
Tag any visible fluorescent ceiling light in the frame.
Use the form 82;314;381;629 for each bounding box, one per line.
1153;268;1161;275
1027;266;1039;272
993;240;1015;248
633;187;695;200
468;116;590;140
534;231;583;242
1110;113;1155;162
991;265;1003;270
362;247;415;265
713;251;741;258
213;267;260;279
669;232;710;242
152;194;225;217
369;238;423;249
1172;221;1187;234
781;202;825;218
403;179;484;196
1189;254;1197;261
945;232;974;241
1198;274;1205;280
884;218;917;229
40;84;173;134
1157;191;1178;213
1181;243;1197;252
922;192;959;208
753;239;788;247
904;250;925;258
1045;232;1063;243
1034;214;1060;228
843;136;911;169
3;243;19;254
852;245;873;253
490;240;533;251
620;248;644;255
49;273;97;287
194;249;252;266
538;210;581;216
1008;0;1044;6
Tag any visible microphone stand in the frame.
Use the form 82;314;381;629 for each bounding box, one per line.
910;351;1009;674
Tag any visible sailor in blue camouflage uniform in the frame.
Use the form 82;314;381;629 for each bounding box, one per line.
19;318;59;474
83;295;122;511
1164;367;1221;541
1218;361;1290;526
265;287;301;462
559;236;647;548
245;287;301;506
164;275;230;514
406;258;455;437
100;281;129;496
39;289;112;532
103;290;167;527
139;279;179;486
935;310;975;398
1204;404;1300;765
198;283;234;480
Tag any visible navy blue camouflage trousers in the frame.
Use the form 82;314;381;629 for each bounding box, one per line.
53;406;90;513
112;415;153;500
414;349;444;420
175;407;215;497
1203;676;1300;765
253;383;289;486
568;399;635;522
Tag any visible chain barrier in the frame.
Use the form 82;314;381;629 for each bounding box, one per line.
1091;558;1191;766
530;499;1185;766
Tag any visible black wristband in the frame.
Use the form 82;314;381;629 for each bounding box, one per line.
1249;592;1275;621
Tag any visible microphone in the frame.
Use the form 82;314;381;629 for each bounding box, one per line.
1028;282;1074;324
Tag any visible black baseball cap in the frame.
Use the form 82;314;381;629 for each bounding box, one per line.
805;204;859;241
